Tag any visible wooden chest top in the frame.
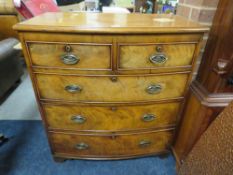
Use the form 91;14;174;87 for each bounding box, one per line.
13;12;208;34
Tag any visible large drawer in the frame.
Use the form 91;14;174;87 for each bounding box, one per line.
27;42;112;70
50;130;173;158
118;43;195;69
43;102;180;131
35;73;189;102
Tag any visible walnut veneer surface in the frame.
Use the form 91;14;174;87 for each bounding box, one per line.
14;12;207;161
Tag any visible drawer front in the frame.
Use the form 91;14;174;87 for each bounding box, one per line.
43;102;180;131
36;74;189;102
50;130;173;157
27;42;111;69
119;43;195;69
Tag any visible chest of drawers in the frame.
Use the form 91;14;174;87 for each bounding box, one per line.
14;12;208;161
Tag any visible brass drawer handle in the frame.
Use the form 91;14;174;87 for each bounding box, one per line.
139;140;151;148
65;84;82;93
75;142;89;150
142;114;156;122
71;115;86;124
149;53;168;65
146;84;162;94
61;54;80;65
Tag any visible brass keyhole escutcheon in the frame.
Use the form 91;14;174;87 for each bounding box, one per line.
156;46;163;52
65;45;72;52
110;76;118;82
111;106;117;111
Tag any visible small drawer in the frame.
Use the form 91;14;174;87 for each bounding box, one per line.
50;130;173;157
27;42;112;70
118;43;195;69
43;102;180;131
35;73;189;102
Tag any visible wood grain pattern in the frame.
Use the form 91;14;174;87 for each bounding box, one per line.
119;43;196;69
22;32;202;75
42;102;180;131
49;129;174;157
22;33;202;44
35;73;189;102
174;92;202;162
13;13;209;34
53;150;170;160
28;42;112;70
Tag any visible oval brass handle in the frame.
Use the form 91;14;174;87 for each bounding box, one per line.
71;115;86;124
75;142;89;150
146;84;162;94
149;53;168;65
142;114;156;122
139;140;151;148
65;84;82;93
60;54;80;65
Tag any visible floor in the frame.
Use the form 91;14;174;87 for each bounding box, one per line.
0;73;40;120
0;121;176;175
0;72;177;175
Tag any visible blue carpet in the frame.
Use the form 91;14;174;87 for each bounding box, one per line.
0;121;176;175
